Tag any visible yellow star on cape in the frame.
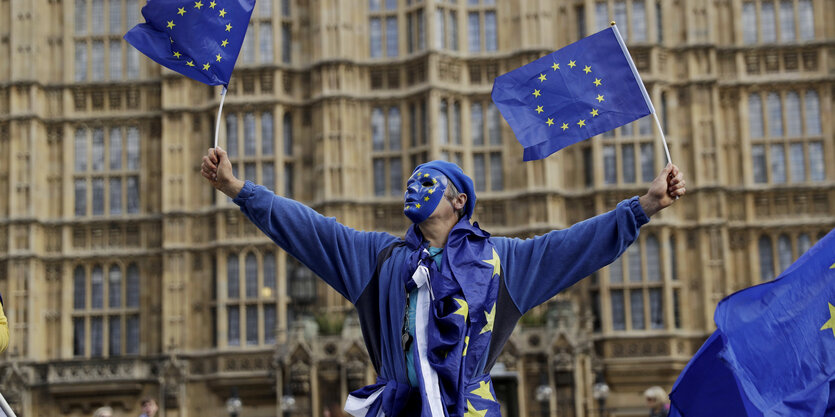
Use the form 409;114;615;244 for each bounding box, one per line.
577;119;586;127
568;60;576;68
535;105;544;114
209;0;217;8
221;39;229;47
194;0;203;9
453;298;469;319
216;53;222;62
546;117;554;127
483;248;501;277
219;8;227;17
186;60;195;67
423;173;430;177
480;303;496;334
532;89;541;98
551;62;560;70
593;78;602;86
583;65;592;74
202;62;211;70
820;303;835;337
464;400;487;417
590;108;599;117
561;123;569;131
596;94;605;102
463;336;470;356
166;20;176;29
538;73;547;82
173;51;182;59
225;23;233;31
177;7;186;15
470;380;496;402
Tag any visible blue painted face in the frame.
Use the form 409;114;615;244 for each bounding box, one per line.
404;168;449;224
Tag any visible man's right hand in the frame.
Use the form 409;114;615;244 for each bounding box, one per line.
201;147;245;199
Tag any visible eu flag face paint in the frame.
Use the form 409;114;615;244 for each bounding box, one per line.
404;168;449;223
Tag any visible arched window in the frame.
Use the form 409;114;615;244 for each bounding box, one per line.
798;233;811;255
805;90;821;135
471;102;484;146
91;265;104;309
609;256;623;284
767;92;783;137
126;263;139;308
669;235;678;281
389;107;402;150
74;266;86;310
451;102;461;145
263;252;276;295
245;252;258;299
108;265;121;308
785;92;801;136
283;112;294;156
439;99;448;145
244;112;256;156
749;93;763;138
226;114;238;157
777;234;792;272
628;244;642;283
758;236;775;281
371;107;384;151
646;235;661;282
262;112;274;155
227;254;240;299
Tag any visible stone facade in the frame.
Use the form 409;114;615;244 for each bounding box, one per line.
0;0;832;416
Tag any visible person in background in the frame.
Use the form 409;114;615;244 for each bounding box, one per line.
139;398;157;417
645;386;669;417
93;406;113;417
0;290;8;353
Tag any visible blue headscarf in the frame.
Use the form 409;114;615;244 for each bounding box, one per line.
412;160;476;219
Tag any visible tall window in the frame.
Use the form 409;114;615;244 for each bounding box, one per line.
75;0;140;81
749;90;825;184
742;0;814;44
601;116;654;185
370;0;399;58
758;235;775;281
224;111;278;196
372;106;404;196
435;6;459;50
467;0;497;52
74;126;140;216
408;99;430;168
223;250;278;347
283;112;295;198
406;5;426;53
73;263;140;357
593;1;648;42
470;100;503;192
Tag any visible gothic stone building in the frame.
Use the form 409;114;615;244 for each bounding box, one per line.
0;0;832;416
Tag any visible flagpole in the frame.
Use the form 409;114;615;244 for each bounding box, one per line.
0;392;17;417
653;112;672;165
213;85;228;149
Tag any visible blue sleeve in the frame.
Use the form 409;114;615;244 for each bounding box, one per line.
493;196;650;313
233;181;399;304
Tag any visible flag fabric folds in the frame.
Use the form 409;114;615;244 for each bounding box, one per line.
670;228;835;416
124;0;256;86
491;26;653;161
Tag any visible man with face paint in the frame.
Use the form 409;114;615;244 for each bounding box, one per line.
202;149;686;417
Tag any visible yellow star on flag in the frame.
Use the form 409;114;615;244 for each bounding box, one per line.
428;188;435;194
551;62;560;70
593;78;602;86
535;105;544;114
166;20;176;29
538;73;547;82
415;203;421;208
470;380;496;402
483;248;501;277
219;8;227;17
831;261;835;269
173;51;182;59
583;65;592;74
424;173;430;177
463;336;470;356
177;7;186;15
424;196;430;201
596;94;605;102
194;0;203;9
209;0;217;8
221;39;229;47
225;23;233;31
202;62;211;70
590;108;599;117
577;119;586;127
186;60;195;67
568;60;576;68
453;298;469;320
532;89;541;98
481;303;496;334
561;123;569;131
546;118;554;127
464;400;487;417
216;53;222;62
821;303;835;337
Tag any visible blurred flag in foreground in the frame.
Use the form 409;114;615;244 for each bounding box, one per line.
124;0;256;86
669;228;835;416
491;26;653;161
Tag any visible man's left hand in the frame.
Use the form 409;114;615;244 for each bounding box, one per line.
640;163;686;217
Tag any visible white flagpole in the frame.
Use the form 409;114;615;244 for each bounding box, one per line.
0;392;17;417
653;112;672;165
213;85;228;149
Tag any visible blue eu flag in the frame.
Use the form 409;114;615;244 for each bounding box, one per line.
491;26;653;161
124;0;256;86
670;228;835;416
